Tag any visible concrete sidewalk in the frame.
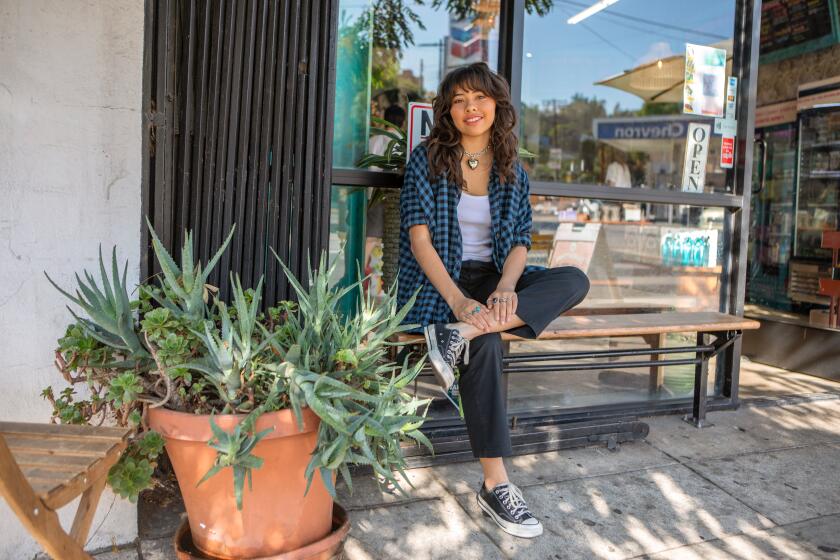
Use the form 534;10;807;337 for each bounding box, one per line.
334;398;840;560
102;395;840;560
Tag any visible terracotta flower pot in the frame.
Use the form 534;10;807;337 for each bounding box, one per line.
173;502;351;560
148;406;337;559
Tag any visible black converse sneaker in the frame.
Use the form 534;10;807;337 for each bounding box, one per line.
477;480;543;538
422;323;469;391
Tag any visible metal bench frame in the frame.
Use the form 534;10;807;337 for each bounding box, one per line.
499;329;742;429
393;312;759;465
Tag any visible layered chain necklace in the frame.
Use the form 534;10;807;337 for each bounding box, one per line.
462;143;490;170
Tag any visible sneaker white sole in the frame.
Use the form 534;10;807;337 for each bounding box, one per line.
423;324;455;391
477;493;543;538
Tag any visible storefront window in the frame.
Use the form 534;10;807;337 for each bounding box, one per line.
506;195;725;410
330;0;503;301
332;0;500;170
507;335;721;412
521;0;736;193
526;197;725;313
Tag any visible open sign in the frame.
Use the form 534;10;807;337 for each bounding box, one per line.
681;123;712;193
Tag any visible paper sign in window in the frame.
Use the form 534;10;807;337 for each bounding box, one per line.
683;44;727;118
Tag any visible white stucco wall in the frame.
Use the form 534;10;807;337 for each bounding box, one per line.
0;1;144;557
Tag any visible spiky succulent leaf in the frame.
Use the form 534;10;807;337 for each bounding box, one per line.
45;247;148;360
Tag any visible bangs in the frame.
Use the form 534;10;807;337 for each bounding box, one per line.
445;65;500;100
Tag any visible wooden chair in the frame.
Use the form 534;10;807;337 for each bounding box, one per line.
819;231;840;328
0;422;130;560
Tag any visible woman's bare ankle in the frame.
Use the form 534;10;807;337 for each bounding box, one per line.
446;322;480;340
483;476;510;491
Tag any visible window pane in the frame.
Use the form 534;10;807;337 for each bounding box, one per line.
505;194;725;410
332;0;500;169
521;1;736;193
527;197;725;313
507;335;720;412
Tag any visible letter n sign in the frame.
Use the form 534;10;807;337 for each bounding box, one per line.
407;102;434;161
681;123;711;193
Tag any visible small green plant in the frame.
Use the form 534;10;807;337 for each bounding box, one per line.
44;220;429;510
198;417;273;510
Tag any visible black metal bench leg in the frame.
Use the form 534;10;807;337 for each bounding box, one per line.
683;332;712;428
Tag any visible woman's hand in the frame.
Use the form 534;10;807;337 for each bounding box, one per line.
451;296;494;332
486;286;517;325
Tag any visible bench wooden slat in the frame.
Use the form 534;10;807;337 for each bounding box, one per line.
393;311;760;343
23;467;87;486
12;452;98;471
8;437;126;509
0;422;128;440
529;311;760;340
3;430;127;509
3;435;118;457
2;425;129;508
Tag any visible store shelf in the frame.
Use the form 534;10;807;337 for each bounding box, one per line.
808;170;840;179
802;140;840;150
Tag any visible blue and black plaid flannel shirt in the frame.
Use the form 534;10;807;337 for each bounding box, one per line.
397;143;546;333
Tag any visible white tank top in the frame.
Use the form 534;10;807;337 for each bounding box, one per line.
457;192;493;262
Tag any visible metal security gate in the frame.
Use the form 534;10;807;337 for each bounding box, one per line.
141;0;338;304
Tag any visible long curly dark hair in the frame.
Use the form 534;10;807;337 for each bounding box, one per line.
426;62;519;190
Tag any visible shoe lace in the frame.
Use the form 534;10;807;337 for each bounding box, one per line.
445;331;469;366
497;484;528;520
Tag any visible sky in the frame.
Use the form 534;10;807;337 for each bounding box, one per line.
356;0;736;114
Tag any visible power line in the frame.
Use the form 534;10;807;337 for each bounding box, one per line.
595;13;714;44
556;0;729;41
556;4;637;62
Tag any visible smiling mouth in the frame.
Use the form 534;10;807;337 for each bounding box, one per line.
464;115;483;125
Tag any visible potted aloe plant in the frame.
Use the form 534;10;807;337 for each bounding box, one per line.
43;222;431;559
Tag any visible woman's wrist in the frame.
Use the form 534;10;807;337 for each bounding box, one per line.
445;289;465;309
496;280;517;291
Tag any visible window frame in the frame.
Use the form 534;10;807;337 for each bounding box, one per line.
328;0;763;410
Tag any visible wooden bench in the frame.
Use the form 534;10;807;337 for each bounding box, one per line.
0;422;131;560
394;311;760;430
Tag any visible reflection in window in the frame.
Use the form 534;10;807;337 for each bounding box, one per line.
508;194;726;411
521;0;735;192
333;0;500;169
526;197;724;313
330;1;503;309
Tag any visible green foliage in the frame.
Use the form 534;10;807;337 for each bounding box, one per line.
198;417;272;510
45;247;149;362
144;217;235;322
41;387;89;425
271;249;430;500
369;1;553;52
46;220;431;510
107;431;165;502
356;117;407;172
107;372;143;408
57;324;114;370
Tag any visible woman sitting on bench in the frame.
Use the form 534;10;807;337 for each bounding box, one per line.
397;62;590;540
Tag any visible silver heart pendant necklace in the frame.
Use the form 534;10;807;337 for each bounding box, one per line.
463;143;490;170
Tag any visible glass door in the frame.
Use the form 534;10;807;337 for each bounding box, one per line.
789;106;840;308
794;107;840;260
747;124;797;311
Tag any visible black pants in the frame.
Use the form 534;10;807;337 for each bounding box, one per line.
453;260;590;458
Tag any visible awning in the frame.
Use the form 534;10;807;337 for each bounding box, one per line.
596;40;733;104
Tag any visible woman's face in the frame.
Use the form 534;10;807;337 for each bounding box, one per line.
449;86;496;140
